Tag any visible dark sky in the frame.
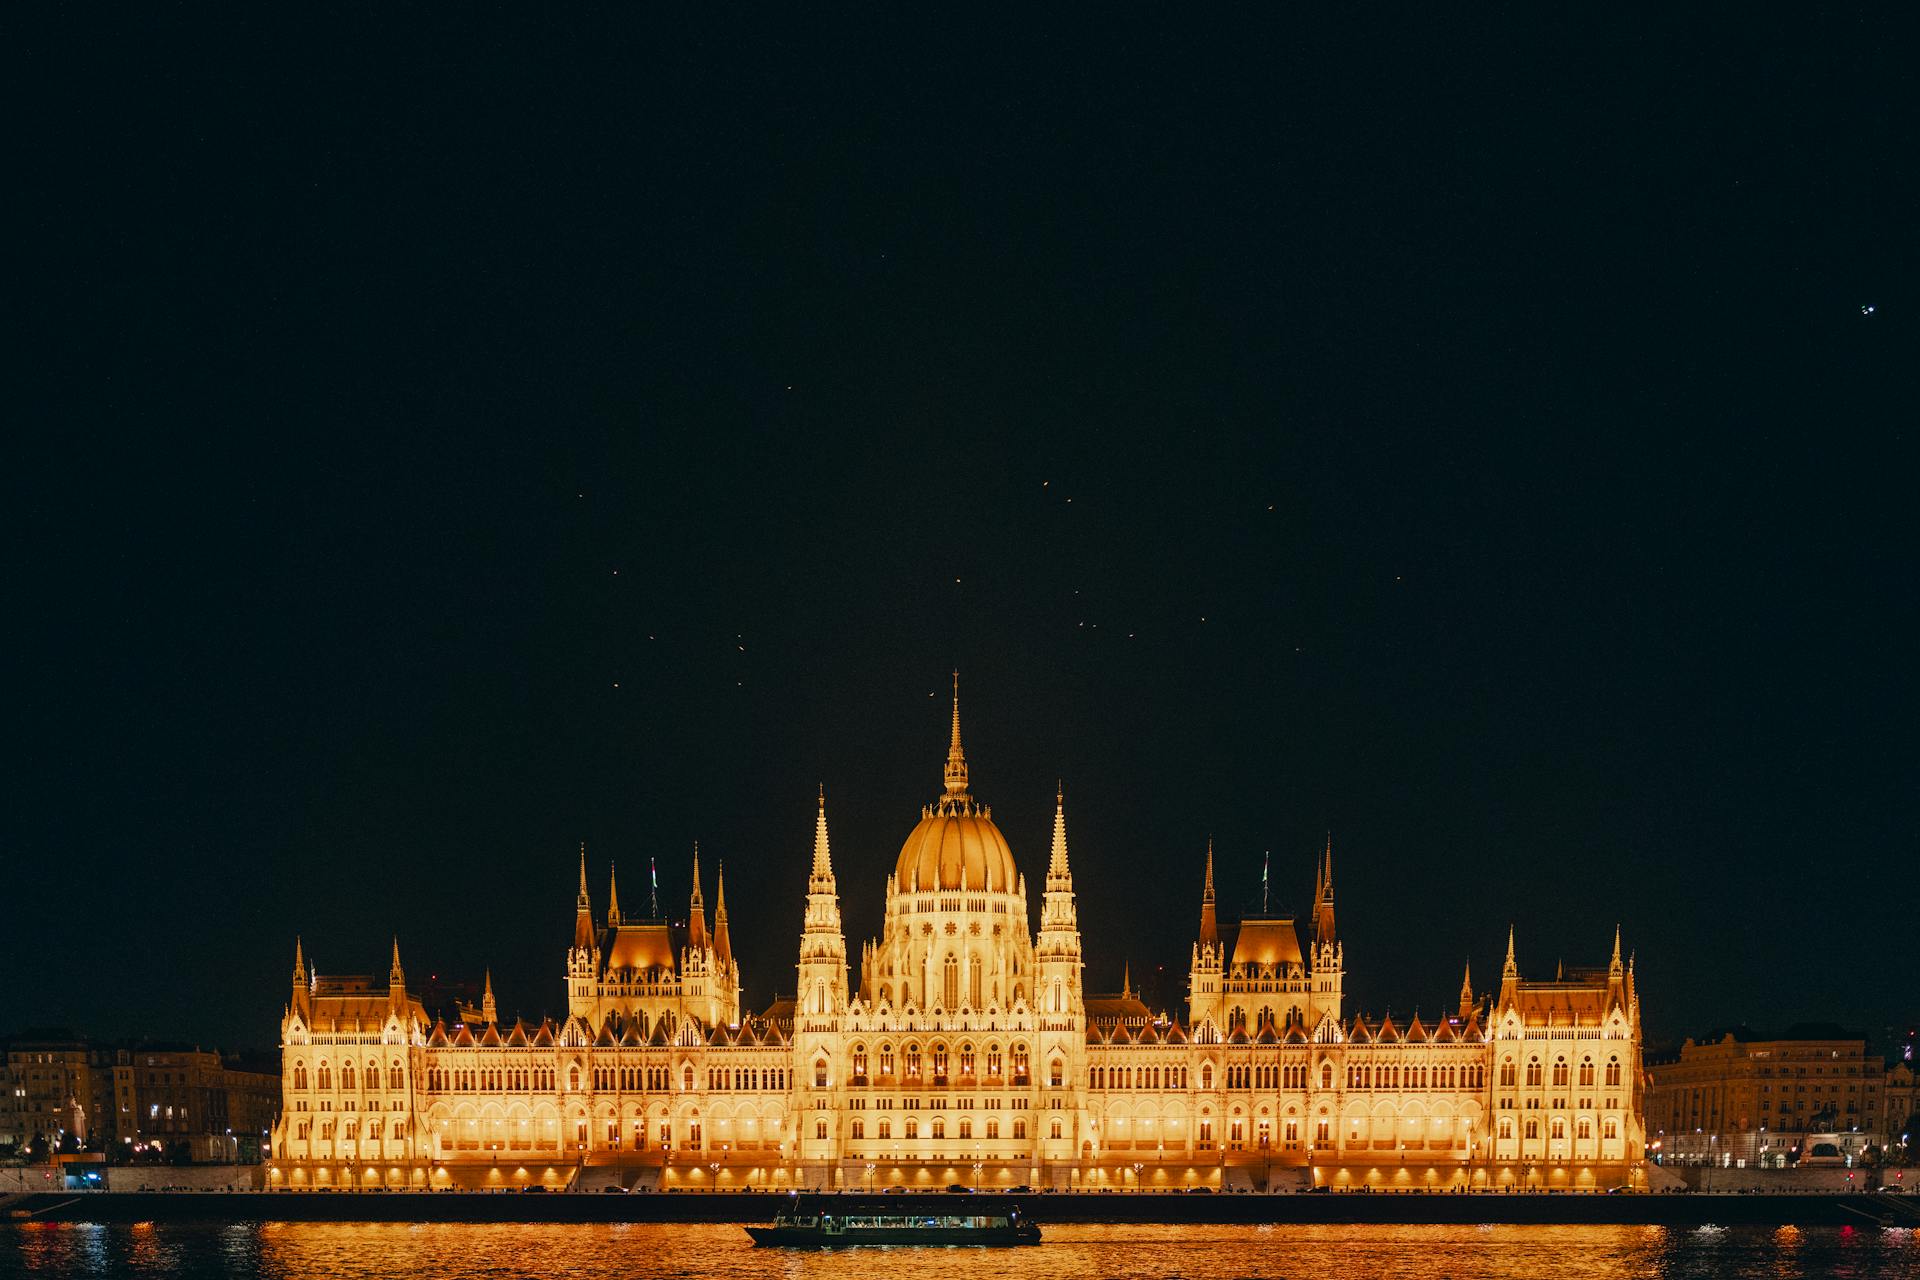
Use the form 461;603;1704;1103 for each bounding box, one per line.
9;13;1909;1054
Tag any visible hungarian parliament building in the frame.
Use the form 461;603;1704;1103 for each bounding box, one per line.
271;684;1647;1191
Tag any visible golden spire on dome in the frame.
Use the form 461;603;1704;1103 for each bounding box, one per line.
944;669;969;796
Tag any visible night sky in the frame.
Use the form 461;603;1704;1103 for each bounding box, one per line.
9;14;1908;1054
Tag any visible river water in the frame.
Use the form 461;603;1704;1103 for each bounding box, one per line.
5;1222;1919;1278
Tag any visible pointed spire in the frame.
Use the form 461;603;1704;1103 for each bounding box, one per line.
687;843;708;951
1610;924;1623;971
482;969;497;1024
1499;925;1519;1007
572;844;596;953
606;861;622;927
943;670;969;796
1047;782;1070;881
1458;959;1474;1020
292;936;306;983
713;863;733;970
1313;834;1337;945
649;855;660;920
812;785;835;881
1198;839;1219;948
1261;850;1270;914
390;936;403;980
1122;960;1133;999
1504;925;1517;972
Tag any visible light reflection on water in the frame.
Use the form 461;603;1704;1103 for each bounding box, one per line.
5;1222;1918;1279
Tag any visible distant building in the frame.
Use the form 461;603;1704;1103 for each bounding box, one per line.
1645;1026;1890;1167
0;1034;278;1162
274;681;1648;1191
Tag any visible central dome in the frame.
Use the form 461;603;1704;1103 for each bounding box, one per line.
892;675;1020;895
895;807;1018;894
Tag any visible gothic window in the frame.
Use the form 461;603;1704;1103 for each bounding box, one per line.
880;1045;895;1078
1604;1118;1618;1139
1578;1058;1595;1087
1577;1118;1592;1140
1321;1064;1333;1090
1525;1119;1538;1139
933;1044;950;1079
815;1059;828;1088
1202;1064;1214;1090
1014;1119;1027;1139
1050;1059;1064;1087
905;1045;922;1079
987;1120;999;1139
879;1119;891;1139
815;1119;827;1140
293;1064;308;1090
1550;1118;1565;1140
317;1063;332;1091
1499;1118;1513;1139
569;1066;581;1091
852;1120;864;1139
1605;1057;1621;1087
960;1043;975;1077
342;1063;356;1091
366;1063;380;1091
1500;1058;1516;1087
943;954;959;1010
852;1046;868;1080
906;1119;919;1140
688;1121;702;1150
1552;1058;1569;1087
1012;1044;1029;1083
682;1066;694;1092
969;957;983;1008
987;1045;1002;1077
1525;1058;1542;1087
1050;1119;1063;1140
932;1118;945;1139
959;1119;971;1139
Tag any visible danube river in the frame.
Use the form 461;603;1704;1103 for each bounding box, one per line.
4;1222;1918;1279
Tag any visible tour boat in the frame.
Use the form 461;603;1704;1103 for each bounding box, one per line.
746;1192;1042;1247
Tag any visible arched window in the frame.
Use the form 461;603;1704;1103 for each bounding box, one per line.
932;1044;949;1079
1013;1119;1027;1139
880;1044;895;1078
1500;1058;1516;1087
569;1066;581;1091
878;1119;891;1139
959;1118;972;1139
987;1119;999;1139
943;954;959;1010
852;1046;868;1080
1525;1058;1542;1087
1320;1063;1333;1090
317;1062;332;1090
814;1059;829;1088
366;1063;381;1091
1050;1059;1064;1087
905;1119;919;1140
905;1044;922;1079
1050;1119;1062;1140
1605;1057;1621;1086
987;1045;1002;1077
969;956;983;1008
1552;1057;1569;1087
682;1065;694;1092
1202;1064;1213;1090
932;1118;946;1139
1011;1044;1029;1083
293;1063;308;1090
959;1043;975;1077
1578;1058;1594;1087
342;1063;356;1090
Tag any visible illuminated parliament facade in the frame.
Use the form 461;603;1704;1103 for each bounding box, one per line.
271;685;1647;1191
